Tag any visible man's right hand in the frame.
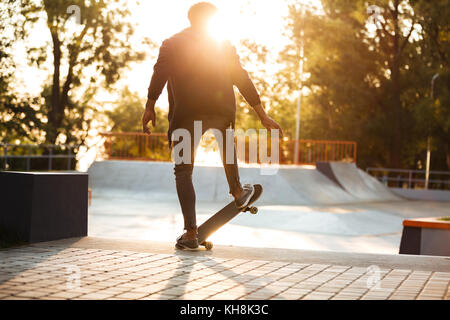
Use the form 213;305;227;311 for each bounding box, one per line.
142;99;156;134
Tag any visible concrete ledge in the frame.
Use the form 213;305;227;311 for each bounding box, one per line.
0;171;88;243
31;237;450;272
403;217;450;230
400;217;450;257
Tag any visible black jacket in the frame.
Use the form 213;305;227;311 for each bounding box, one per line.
147;28;261;139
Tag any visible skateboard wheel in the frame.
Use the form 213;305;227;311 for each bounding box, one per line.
204;241;213;250
249;207;258;214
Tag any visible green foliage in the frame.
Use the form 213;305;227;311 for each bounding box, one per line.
270;0;450;170
234;39;270;131
104;87;170;161
0;1;44;143
105;87;168;133
2;0;149;146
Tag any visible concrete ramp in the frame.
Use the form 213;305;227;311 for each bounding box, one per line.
87;160;446;255
88;160;360;205
88;161;178;202
317;162;400;202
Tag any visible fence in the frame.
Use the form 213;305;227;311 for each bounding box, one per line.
0;144;78;171
366;167;450;190
100;132;357;165
283;139;357;165
101;132;171;162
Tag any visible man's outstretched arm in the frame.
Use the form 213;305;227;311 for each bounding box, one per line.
229;45;261;107
143;40;171;134
229;45;283;136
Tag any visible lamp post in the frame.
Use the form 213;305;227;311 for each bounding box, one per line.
293;8;305;165
425;73;439;189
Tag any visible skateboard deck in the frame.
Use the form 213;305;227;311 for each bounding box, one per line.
177;184;263;250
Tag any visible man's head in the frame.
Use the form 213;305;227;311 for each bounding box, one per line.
188;2;217;30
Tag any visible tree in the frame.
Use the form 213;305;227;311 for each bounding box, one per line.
14;0;148;145
0;0;43;143
275;2;384;166
274;0;449;170
364;0;420;168
411;0;450;169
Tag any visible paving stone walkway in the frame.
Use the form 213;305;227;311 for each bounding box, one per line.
0;244;449;300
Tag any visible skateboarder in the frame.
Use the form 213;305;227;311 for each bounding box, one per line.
142;2;282;249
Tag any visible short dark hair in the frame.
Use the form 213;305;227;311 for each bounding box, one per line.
188;2;217;26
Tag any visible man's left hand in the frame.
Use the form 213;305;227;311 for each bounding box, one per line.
260;115;284;137
142;100;156;134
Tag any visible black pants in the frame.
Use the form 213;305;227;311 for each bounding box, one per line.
172;118;242;230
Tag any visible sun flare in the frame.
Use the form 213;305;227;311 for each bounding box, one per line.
194;132;223;166
195;147;223;166
207;12;228;42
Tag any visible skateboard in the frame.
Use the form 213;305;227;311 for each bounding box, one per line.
176;184;263;251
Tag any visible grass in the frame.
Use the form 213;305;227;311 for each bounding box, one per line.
437;216;450;222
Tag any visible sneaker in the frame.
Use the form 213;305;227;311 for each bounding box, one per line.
176;229;199;250
235;184;255;209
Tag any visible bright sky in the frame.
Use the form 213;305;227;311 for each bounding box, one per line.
13;0;323;109
135;0;290;45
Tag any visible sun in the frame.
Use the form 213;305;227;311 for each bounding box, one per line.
207;12;228;42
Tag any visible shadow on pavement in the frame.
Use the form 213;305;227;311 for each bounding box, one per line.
0;238;83;287
160;251;278;300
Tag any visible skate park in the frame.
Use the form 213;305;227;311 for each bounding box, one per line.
87;159;450;254
1;0;450;303
3;156;449;301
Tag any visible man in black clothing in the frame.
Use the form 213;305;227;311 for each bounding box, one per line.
143;2;282;249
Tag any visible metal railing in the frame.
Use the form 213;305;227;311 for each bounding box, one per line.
0;144;78;171
285;139;357;165
101;132;171;162
366;167;450;190
100;132;357;165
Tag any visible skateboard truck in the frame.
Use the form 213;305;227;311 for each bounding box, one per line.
244;206;258;215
